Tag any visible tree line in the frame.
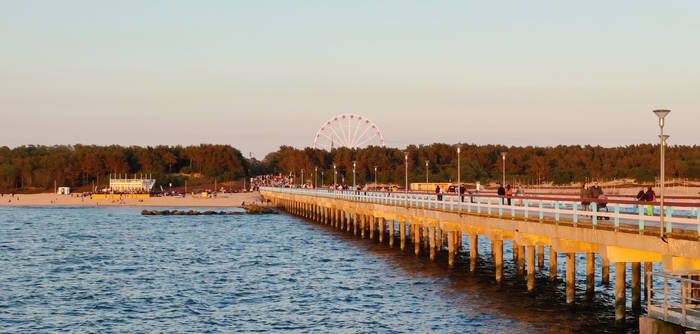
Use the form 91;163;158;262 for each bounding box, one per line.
258;144;700;187
0;144;247;192
0;143;698;192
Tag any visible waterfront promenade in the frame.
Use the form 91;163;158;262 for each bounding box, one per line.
262;186;700;331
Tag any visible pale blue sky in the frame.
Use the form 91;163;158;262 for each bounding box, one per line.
1;1;698;157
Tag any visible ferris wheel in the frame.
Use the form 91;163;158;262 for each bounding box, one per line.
312;114;385;150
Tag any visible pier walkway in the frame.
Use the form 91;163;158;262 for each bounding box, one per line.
261;187;700;330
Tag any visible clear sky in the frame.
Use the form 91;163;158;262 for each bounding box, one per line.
1;1;698;158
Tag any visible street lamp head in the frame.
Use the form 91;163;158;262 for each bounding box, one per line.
425;160;429;167
353;161;356;168
501;151;507;159
659;134;670;146
457;147;461;154
653;109;671;127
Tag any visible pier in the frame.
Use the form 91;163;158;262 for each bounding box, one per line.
261;187;700;331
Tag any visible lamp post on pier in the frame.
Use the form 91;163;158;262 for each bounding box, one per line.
425;160;429;183
321;170;324;188
314;166;318;189
301;169;304;187
653;109;670;239
374;166;378;189
501;152;507;186
333;164;337;190
405;152;409;207
457;146;461;188
352;161;356;190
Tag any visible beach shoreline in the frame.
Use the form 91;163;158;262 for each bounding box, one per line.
0;192;264;208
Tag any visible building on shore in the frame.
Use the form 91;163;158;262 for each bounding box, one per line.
108;175;155;193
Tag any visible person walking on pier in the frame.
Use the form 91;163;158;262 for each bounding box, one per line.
435;185;442;201
505;184;513;206
589;181;603;212
580;183;591;212
645;186;656;216
497;183;506;204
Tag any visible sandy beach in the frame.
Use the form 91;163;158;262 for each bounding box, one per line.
0;192;264;208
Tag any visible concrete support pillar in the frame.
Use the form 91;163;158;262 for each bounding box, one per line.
537;245;545;268
469;234;478;272
457;233;462;251
632;262;641;312
429;226;436;261
513;241;519;263
602;259;610;285
369;216;375;240
389;220;395;248
566;253;575;304
362;215;368;239
379;218;385;243
353;213;358;236
494;240;503;284
527;246;535;292
644;262;652;300
400;221;406;251
517;245;525;277
586;252;595;294
414;224;420;256
448;231;456;268
549;247;557;281
421;225;427;250
437;228;442;252
615;262;627;325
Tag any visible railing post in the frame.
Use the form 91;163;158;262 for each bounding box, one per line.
665;206;673;234
524;199;529;221
572;201;578;226
538;200;543;221
498;198;503;218
591;202;598;229
614;204;620;231
488;197;492;216
639;204;645;234
510;198;515;219
554;201;560;224
477;197;481;215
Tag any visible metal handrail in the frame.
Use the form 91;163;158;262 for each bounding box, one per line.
647;271;700;330
262;187;700;237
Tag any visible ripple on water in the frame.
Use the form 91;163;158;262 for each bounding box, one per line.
0;206;639;332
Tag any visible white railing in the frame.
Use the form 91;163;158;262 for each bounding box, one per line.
648;271;700;330
261;187;700;237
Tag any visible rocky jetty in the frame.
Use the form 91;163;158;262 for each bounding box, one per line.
141;209;242;216
140;206;276;216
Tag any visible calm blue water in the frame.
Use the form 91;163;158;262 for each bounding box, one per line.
0;207;639;333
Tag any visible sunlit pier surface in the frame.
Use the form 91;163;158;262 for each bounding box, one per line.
262;187;700;332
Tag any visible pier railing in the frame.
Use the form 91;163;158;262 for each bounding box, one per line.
261;187;700;239
648;271;700;330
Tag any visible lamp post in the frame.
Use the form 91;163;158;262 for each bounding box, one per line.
321;170;324;187
425;160;429;183
301;169;304;188
352;161;356;190
405;152;409;206
653;109;670;239
457;146;461;188
501;152;507;186
314;166;318;189
374;166;378;189
333;164;337;189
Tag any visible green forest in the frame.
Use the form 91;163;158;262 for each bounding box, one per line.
0;143;698;192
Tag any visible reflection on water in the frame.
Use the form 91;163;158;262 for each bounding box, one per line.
0;207;639;332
